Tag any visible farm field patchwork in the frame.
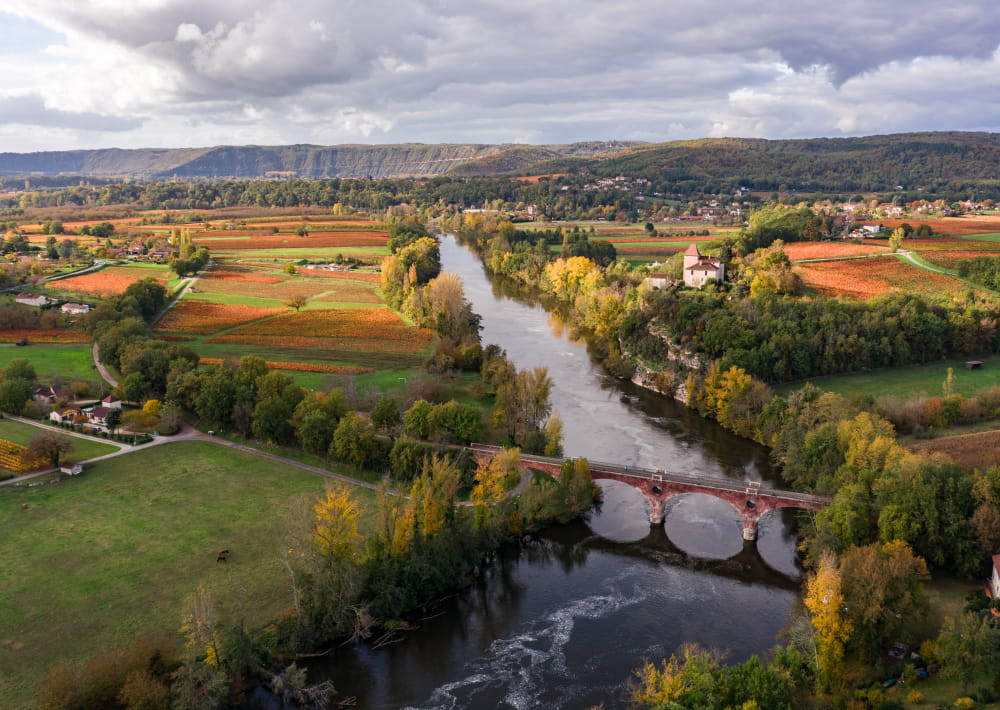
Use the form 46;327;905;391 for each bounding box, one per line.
870;215;1000;235
0;440;362;710
795;256;968;299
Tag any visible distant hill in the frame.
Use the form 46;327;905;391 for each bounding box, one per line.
0;141;643;179
581;132;1000;192
4;133;1000;192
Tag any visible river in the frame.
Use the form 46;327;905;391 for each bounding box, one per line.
312;235;802;709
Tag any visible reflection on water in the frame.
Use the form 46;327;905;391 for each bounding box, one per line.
311;236;804;709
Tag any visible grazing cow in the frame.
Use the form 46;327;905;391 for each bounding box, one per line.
216;549;230;562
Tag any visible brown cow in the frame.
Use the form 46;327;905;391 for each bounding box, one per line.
216;549;230;562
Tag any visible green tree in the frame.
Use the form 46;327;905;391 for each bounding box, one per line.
3;358;35;382
371;396;401;433
935;612;1000;692
331;412;376;468
0;377;30;414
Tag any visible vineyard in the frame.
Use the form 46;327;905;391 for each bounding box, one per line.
0;439;41;474
795;257;971;300
154;301;284;335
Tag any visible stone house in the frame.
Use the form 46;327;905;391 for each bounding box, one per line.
682;244;724;288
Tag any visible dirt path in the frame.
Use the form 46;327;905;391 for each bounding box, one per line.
91;342;119;388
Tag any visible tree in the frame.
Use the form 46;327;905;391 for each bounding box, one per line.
26;432;75;467
803;550;852;691
888;226;905;253
296;409;335;456
934;611;1000;692
839;540;929;662
105;407;122;435
284;262;297;275
370;396;401;433
285;294;308;311
0;377;30;414
3;358;35;382
121;371;151;403
330;412;376;468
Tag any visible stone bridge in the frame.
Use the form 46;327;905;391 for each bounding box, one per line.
471;444;831;541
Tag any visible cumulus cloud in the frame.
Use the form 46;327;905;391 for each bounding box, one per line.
0;0;999;149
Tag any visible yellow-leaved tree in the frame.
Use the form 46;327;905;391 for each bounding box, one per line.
803;550;852;690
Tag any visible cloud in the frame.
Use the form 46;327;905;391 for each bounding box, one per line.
0;1;999;150
0;93;142;132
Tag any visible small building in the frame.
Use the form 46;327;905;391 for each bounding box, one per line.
61;302;91;315
682;244;725;288
645;273;672;289
33;385;76;405
88;406;112;426
101;395;122;410
49;406;82;424
60;463;83;476
990;554;1000;599
15;294;48;307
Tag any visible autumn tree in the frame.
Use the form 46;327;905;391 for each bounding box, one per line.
838;540;929;661
803;550;852;691
285;294;308;311
26;431;75;467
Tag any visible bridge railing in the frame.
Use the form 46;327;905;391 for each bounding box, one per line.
469;443;831;506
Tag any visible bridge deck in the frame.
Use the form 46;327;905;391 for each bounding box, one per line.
470;443;831;506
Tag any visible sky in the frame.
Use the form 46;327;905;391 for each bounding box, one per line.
1;1;1000;153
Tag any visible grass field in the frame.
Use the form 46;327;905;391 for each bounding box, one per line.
0;344;98;385
777;355;1000;400
0;440;368;709
0;419;120;463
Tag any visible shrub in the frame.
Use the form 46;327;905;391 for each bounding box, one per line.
906;689;924;704
954;697;975;709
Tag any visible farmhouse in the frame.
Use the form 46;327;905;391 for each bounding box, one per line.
15;294;48;307
991;554;1000;599
49;406;82;424
682;244;725;288
88;406;112;426
61;302;91;315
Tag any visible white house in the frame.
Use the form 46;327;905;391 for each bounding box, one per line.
49;406;82;424
682;244;725;288
15;294;48;307
61;303;91;315
991;554;1000;599
101;395;122;410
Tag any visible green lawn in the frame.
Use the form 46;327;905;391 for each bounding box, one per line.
184;291;382;310
0;440;370;709
0;419;119;463
777;356;1000;400
0;344;99;385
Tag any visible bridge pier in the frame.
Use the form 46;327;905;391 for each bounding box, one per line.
647;498;666;525
742;523;758;542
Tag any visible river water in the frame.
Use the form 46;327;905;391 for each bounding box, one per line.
314;236;802;709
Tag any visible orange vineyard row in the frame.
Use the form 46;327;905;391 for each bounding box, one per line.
198;358;373;374
154;301;283;335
